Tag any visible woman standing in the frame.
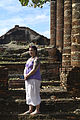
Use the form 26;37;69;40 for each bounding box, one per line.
23;45;41;115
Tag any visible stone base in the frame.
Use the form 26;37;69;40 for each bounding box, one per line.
60;66;80;97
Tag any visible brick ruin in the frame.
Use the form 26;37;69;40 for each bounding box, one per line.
50;0;80;94
0;0;80;97
0;66;8;93
0;1;80;119
0;25;61;91
0;25;50;45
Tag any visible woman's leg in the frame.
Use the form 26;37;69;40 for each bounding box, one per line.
30;104;40;115
36;104;40;113
29;105;33;112
20;105;33;115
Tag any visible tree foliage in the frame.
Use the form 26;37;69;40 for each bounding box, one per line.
19;0;50;8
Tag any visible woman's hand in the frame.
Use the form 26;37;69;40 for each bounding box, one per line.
24;74;29;80
24;76;26;80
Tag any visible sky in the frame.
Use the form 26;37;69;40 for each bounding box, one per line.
0;0;50;38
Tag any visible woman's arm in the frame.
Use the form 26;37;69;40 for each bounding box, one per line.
25;58;40;79
24;67;27;80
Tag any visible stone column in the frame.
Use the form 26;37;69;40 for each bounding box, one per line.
62;0;72;68
60;0;72;90
50;0;56;46
56;0;64;52
71;0;80;67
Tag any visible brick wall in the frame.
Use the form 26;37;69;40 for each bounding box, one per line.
0;61;61;89
0;66;8;90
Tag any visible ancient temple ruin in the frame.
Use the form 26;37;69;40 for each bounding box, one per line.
0;0;80;95
50;0;80;93
0;1;80;119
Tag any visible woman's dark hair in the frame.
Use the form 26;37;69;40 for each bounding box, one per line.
29;45;37;55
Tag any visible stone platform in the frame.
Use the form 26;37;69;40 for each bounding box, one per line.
0;85;80;120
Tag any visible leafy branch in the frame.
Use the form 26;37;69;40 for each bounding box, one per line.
19;0;50;8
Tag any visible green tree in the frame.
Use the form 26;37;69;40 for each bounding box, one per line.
19;0;50;8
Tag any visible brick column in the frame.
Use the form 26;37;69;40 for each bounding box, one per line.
60;0;72;90
62;0;72;68
56;0;64;52
50;0;56;46
71;0;80;67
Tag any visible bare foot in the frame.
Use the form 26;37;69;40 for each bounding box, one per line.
19;110;32;115
30;110;40;116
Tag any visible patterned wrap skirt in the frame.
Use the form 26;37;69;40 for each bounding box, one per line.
25;79;41;106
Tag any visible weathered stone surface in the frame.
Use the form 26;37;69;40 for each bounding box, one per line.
71;35;80;44
0;0;80;100
0;66;8;92
71;52;80;59
67;67;80;96
72;28;80;35
64;42;71;47
71;0;80;67
72;11;80;19
60;0;72;89
72;19;80;26
62;0;72;68
72;0;80;3
56;0;64;51
46;47;62;60
71;61;80;66
71;45;80;51
1;1;80;119
62;61;71;67
50;1;56;46
4;61;61;88
0;25;50;45
64;24;71;35
62;55;71;60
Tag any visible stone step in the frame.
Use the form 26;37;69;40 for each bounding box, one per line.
7;86;67;100
0;86;68;102
8;79;60;89
1;87;80;120
0;87;80;120
0;112;80;120
18;112;80;120
0;100;80;120
0;95;80;113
